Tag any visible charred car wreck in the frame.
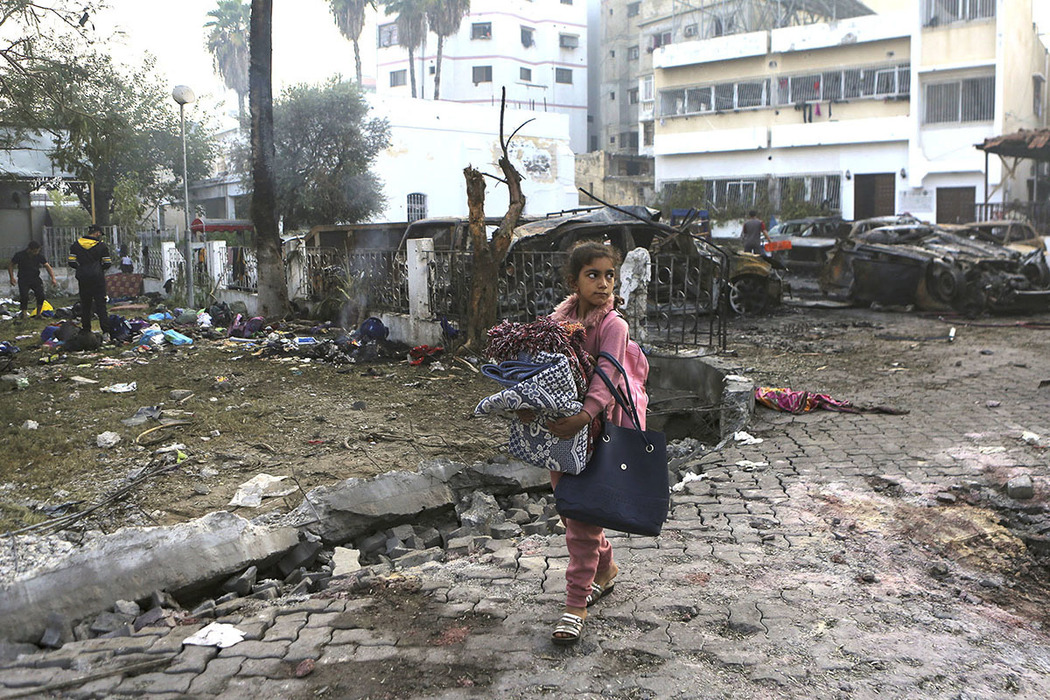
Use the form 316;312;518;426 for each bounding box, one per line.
508;206;785;315
820;223;1050;315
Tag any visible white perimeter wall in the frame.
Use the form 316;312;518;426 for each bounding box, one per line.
367;95;578;222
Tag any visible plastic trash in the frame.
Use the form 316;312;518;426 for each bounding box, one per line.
147;311;174;322
96;431;121;448
182;622;245;648
100;382;137;393
294;336;317;345
163;329;193;345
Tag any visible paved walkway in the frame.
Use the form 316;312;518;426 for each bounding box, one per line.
3;310;1050;699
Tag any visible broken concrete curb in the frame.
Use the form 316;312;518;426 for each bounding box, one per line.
0;512;298;645
285;457;550;545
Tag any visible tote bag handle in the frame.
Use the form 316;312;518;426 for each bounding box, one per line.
593;351;646;439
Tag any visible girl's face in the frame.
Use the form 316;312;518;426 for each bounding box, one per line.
573;255;616;311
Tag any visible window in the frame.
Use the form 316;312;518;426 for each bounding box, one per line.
472;65;493;83
610;91;616;101
378;22;398;47
628;45;639;60
559;34;579;49
610;49;615;58
651;32;672;49
521;26;534;47
1035;75;1045;118
628;88;639;104
660;79;770;115
627;2;640;17
923;75;994;124
389;69;406;87
471;22;491;40
923;0;995;27
643;121;654;146
627;132;639;149
407;193;427;222
684;23;698;38
556;68;573;84
561;0;572;4
520;67;532;82
642;76;654;102
776;63;910;104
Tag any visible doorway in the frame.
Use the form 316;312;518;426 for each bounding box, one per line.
854;173;896;219
936;186;976;224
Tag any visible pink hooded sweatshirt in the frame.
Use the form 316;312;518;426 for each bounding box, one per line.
549;294;646;430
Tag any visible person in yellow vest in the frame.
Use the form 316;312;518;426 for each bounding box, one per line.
68;225;112;337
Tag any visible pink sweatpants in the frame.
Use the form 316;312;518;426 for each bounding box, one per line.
550;471;614;609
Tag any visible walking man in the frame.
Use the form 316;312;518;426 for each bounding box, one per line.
740;210;771;254
8;241;57;319
68;225;112;337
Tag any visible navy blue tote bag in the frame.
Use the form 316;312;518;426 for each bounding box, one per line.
554;352;669;536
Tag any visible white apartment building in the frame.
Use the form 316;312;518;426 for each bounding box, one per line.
637;0;1048;224
374;0;590;155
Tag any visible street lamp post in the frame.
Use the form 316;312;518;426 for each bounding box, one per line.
172;85;196;309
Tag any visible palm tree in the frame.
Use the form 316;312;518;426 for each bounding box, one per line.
383;0;428;99
205;0;251;120
329;0;375;87
427;0;469;100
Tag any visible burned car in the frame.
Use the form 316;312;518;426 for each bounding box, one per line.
820;223;1050;315
766;216;852;269
958;220;1045;253
506;206;784;314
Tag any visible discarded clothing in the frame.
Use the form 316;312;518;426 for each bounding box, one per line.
475;352;589;474
755;386;908;415
408;344;444;365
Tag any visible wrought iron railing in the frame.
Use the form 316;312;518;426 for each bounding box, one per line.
226;246;258;292
975;202;1050;234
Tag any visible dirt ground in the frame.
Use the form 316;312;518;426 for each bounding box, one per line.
0;314;504;535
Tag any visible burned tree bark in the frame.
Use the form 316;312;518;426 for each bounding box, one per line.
249;0;289;318
463;89;527;354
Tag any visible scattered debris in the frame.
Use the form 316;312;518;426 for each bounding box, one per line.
228;474;297;508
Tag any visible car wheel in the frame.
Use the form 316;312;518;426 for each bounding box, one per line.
729;275;769;314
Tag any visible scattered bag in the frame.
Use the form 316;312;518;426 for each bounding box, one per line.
554;352;669;537
108;314;132;342
163;329;193;345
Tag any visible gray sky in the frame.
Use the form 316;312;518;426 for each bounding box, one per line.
96;1;360;126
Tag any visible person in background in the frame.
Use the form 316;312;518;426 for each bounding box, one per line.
740;209;771;254
119;244;133;273
8;241;57;319
68;225;112;337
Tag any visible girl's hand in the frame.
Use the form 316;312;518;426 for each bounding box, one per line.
547;410;591;440
516;409;536;423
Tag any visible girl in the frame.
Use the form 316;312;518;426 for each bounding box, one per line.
545;240;644;645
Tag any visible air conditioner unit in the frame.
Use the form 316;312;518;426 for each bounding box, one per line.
560;34;579;48
684;24;698;37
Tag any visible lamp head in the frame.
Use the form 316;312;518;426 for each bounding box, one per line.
172;85;196;105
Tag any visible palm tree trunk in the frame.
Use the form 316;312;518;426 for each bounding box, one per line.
433;36;443;100
353;39;362;86
408;47;416;98
249;0;288;318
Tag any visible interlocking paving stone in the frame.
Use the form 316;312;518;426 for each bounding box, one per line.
236;656;290;678
164;644;217;674
114;669;194;695
261;613;307;642
216;639;291;660
283;625;332;664
186;656;244;696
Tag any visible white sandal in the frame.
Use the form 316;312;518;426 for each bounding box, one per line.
551;613;585;645
586;580;616;607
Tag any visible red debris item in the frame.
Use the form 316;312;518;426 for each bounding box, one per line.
307;439;325;445
408;344;444;366
294;658;316;677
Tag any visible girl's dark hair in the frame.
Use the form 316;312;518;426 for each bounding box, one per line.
562;239;623;288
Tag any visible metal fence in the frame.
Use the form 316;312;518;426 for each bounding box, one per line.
975;202;1050;234
298;247;408;315
136;229;178;279
42;226;177;279
226;246;258;292
298;245;728;352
